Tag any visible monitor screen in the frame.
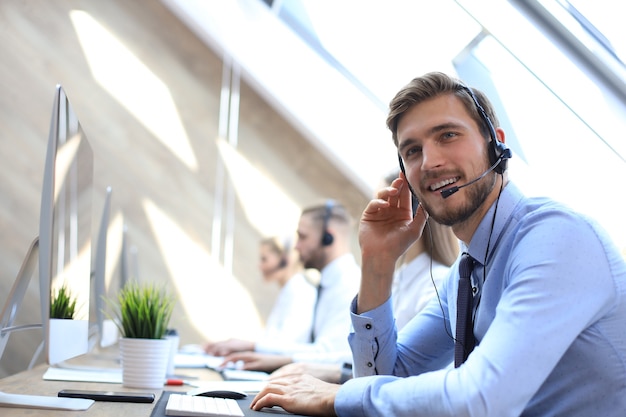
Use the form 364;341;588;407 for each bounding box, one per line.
89;186;124;349
38;84;94;365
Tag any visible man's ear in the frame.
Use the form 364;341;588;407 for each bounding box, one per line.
495;127;506;144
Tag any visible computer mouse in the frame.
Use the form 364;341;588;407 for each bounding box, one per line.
194;390;248;400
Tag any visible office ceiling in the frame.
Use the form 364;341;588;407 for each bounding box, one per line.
162;0;626;251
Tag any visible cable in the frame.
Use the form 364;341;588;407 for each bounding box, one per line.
473;175;505;321
425;220;457;343
429;172;505;347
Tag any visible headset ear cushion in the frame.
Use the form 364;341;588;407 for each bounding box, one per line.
321;232;334;246
490;140;510;174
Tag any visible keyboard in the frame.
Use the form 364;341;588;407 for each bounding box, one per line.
165;394;245;417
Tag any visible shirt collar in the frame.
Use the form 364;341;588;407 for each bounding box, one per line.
319;253;356;287
463;182;524;267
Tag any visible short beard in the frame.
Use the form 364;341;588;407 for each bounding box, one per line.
425;171;497;227
303;247;327;271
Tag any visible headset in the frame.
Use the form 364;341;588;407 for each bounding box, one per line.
320;200;335;246
459;84;510;175
397;82;512;200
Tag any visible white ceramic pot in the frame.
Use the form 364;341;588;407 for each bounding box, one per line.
119;337;171;389
48;318;89;365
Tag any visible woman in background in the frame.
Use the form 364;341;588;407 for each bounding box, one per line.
392;210;459;330
385;170;459;331
204;236;317;356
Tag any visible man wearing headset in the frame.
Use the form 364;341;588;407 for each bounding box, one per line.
221;201;360;372
250;72;626;416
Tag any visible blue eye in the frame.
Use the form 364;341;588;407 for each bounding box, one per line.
405;146;422;158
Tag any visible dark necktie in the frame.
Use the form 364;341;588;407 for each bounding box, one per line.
454;253;476;367
310;284;323;342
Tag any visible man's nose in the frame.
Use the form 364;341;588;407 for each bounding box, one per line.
421;142;445;170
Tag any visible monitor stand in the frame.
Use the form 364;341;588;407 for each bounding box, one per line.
0;391;94;410
0;238;94;410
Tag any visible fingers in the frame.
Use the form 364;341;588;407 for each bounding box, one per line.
408;203;429;239
219;352;267;371
219;352;246;368
251;392;283;411
250;376;338;416
397;172;414;211
203;342;215;354
250;379;291;410
364;177;414;221
205;341;230;357
385;178;403;209
270;364;298;379
364;181;402;216
375;178;401;200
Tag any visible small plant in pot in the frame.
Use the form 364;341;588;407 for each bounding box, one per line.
107;281;176;388
50;284;78;319
49;283;90;363
109;281;175;339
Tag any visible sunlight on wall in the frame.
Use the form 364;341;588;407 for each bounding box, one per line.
216;138;301;238
142;198;263;341
69;10;198;171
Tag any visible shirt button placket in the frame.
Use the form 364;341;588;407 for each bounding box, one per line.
364;323;374;369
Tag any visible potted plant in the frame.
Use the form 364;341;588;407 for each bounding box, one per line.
49;284;89;363
107;281;176;389
50;284;78;319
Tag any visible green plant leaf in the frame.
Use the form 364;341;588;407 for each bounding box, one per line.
104;281;175;339
50;284;77;319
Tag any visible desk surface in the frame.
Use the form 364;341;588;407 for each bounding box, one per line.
0;348;221;416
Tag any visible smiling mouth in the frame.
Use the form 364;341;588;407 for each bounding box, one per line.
429;177;459;192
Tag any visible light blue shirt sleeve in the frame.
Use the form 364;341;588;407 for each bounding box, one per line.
336;183;626;417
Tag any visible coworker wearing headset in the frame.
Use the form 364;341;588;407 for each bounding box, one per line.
204;235;317;356
271;174;459;384
250;72;626;416
221;201;360;372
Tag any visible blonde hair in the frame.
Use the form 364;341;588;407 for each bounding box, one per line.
423;221;459;267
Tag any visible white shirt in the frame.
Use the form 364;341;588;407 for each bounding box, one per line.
290;254;361;364
391;252;451;330
255;273;317;354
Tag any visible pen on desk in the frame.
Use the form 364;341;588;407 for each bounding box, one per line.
165;379;200;387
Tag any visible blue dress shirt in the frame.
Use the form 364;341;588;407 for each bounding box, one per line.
337;182;626;416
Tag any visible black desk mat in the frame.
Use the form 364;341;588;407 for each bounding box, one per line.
152;391;310;417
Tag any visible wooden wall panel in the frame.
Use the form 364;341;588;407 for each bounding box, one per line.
0;0;368;377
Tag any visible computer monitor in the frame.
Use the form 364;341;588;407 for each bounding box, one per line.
0;85;95;410
0;238;40;364
120;223;138;287
89;186;122;349
38;84;94;366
